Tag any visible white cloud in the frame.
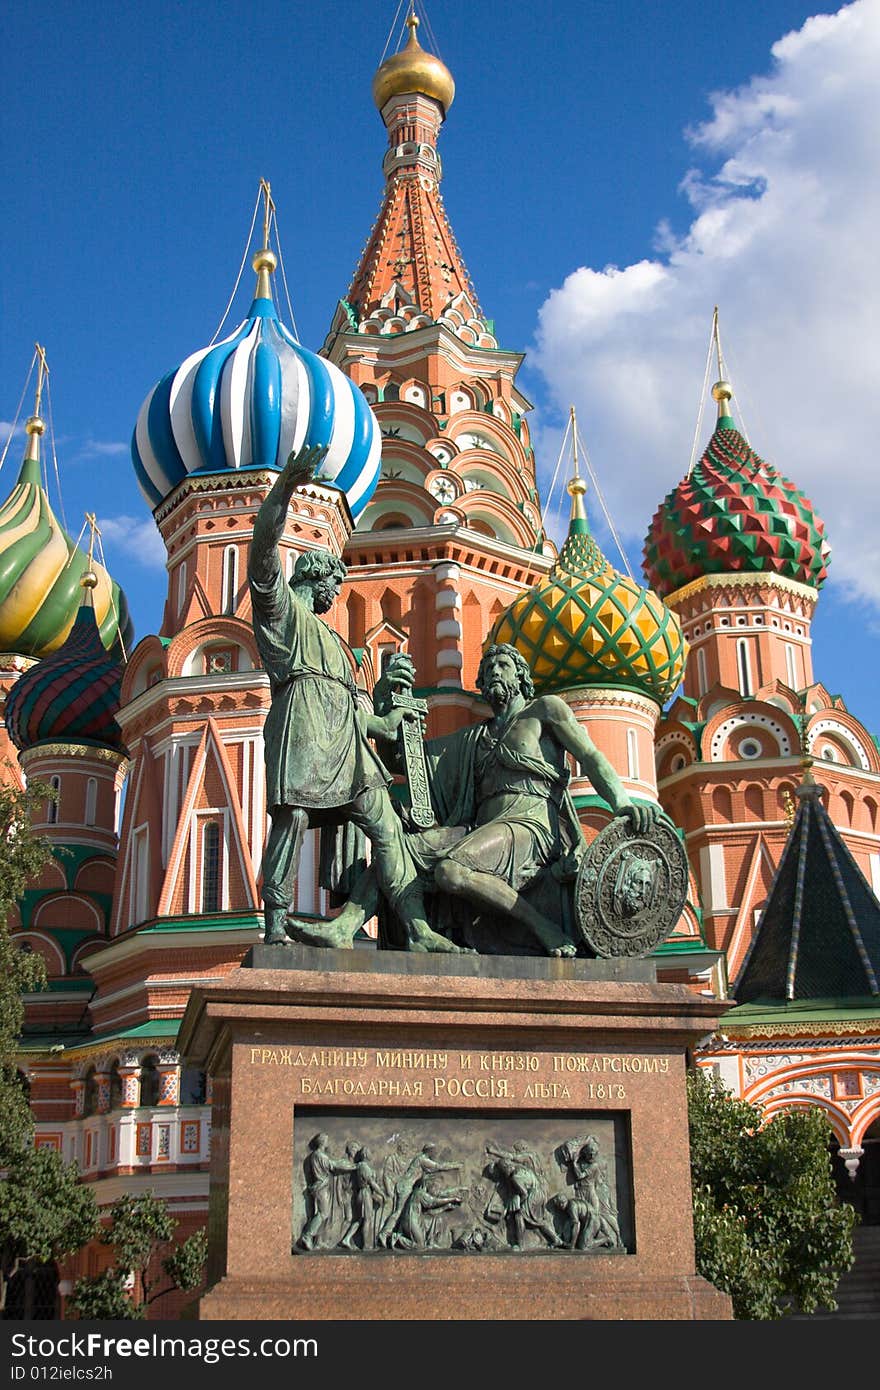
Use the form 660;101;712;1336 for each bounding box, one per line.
80;440;130;457
97;515;166;570
534;1;880;607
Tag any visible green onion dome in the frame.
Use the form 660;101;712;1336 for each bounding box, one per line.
0;418;133;658
644;382;831;599
488;478;687;704
5;581;126;754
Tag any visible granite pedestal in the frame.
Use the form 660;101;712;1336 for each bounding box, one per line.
178;944;732;1320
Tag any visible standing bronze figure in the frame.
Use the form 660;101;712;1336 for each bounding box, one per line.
248;445;465;952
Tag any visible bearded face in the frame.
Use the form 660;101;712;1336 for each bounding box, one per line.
478;654;521;711
311;574;342;613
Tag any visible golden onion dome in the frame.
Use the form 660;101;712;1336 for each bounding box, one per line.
372;13;455;116
488;476;687;705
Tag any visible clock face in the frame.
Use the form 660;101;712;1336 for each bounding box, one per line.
429;476;458;505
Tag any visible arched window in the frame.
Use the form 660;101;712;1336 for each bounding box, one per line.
202;822;221;913
736;639;753;698
744;785;764;819
140;1056;160;1108
132;825;150;924
222;546;238;616
83;1067;98;1118
626;729;640;781
85;778;97;827
696;648;708;697
383;381;400;402
180;1067;206;1105
47;776;61;825
109;1062;123;1111
177;561;187;615
784;642;798;688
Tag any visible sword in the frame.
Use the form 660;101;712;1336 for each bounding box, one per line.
390;690;435;830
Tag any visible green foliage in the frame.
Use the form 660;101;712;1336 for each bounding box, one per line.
0;767;57;1159
67;1270;144;1321
0;1143;99;1314
0;770;98;1314
69;1193;207;1319
688;1070;858;1319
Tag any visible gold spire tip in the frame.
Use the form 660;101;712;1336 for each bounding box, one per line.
712;379;733;419
253;180;277;298
24;344;48;458
566;475;587;522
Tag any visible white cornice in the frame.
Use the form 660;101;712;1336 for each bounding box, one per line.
118;670;270;728
84;926;260;975
345;522;552;572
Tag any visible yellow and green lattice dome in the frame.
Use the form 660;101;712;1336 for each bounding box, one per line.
0;418;133;658
488;481;686;704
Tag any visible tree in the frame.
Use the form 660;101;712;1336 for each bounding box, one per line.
0;769;100;1313
69;1193;207;1319
0;769;57;1157
0;1147;98;1314
687;1069;858;1318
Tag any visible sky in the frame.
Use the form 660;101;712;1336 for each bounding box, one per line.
1;0;878;729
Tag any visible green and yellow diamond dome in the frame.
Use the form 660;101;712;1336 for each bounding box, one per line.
488;477;687;704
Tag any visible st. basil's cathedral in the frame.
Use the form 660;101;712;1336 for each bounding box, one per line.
1;14;878;1316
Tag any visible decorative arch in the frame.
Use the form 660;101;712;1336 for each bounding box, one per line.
759;1094;850;1146
33;894;103;935
708;711;794;762
808;717;874;772
122;635;168;702
744;785;764;819
70;938;106;975
852;1096;880;1147
12;931;66;977
166;616;259;679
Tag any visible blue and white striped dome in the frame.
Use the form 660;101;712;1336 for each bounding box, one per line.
132;293;381;520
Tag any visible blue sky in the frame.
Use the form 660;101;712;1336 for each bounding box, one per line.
2;1;877;730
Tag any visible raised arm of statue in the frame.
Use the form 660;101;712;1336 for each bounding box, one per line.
248;444;328;587
541;695;660;832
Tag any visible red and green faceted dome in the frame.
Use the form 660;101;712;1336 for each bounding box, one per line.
488;514;687;704
644;415;831;598
5;599;126;754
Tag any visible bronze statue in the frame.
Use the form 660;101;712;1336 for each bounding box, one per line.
248;444;465;953
289;644;662;956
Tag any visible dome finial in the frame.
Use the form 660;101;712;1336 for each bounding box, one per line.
372;4;455;116
565;405;588;526
24;343;48;466
252;179;278;301
710;308;735;427
80;512;100;599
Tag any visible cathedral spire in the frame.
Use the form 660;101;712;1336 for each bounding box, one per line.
344;13;492;344
21;344;47;481
252;178;277;304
